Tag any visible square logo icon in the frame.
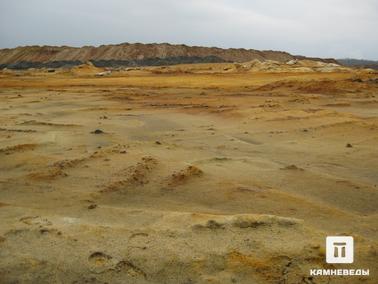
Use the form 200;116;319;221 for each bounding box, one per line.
326;236;354;263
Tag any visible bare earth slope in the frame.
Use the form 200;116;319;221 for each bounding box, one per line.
0;43;337;67
0;62;377;283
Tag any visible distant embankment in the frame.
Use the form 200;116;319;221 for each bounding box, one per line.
337;59;378;70
0;56;227;70
0;42;338;69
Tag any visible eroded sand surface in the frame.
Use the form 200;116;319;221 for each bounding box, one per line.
0;63;377;283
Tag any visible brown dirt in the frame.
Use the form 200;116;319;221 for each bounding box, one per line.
0;62;377;283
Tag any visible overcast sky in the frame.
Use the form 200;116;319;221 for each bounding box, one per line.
0;0;377;59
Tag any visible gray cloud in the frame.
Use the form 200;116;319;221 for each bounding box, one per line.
0;0;377;59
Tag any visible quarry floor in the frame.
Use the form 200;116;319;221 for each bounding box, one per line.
0;66;377;283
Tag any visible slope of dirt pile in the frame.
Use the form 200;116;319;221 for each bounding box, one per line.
338;58;378;70
216;59;355;73
0;42;338;69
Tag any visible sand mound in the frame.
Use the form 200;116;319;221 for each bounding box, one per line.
239;59;352;73
102;156;159;193
70;61;104;76
166;165;204;187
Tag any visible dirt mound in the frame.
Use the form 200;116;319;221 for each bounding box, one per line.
102;156;159;193
166;165;203;187
70;61;104;75
0;42;338;69
234;59;352;73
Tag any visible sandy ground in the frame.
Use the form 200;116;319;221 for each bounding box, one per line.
0;64;377;283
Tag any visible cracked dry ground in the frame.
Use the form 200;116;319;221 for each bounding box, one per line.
0;68;377;283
